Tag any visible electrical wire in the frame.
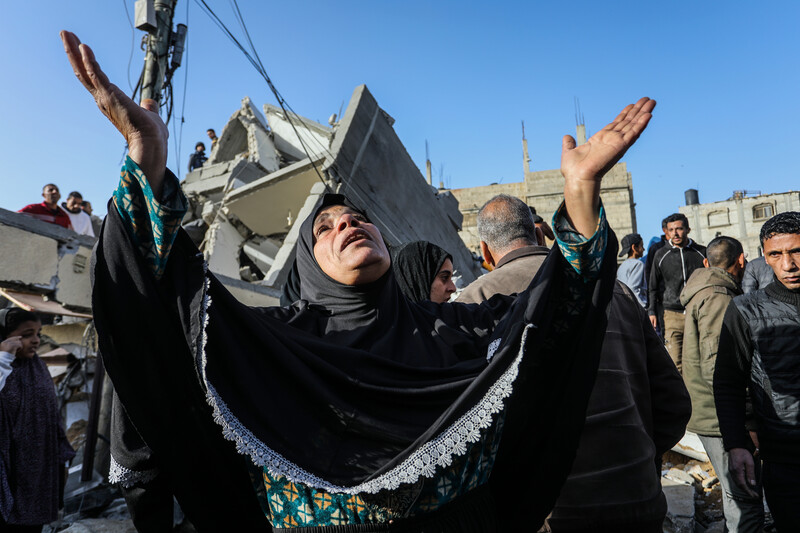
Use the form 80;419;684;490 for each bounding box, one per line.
192;0;330;189
121;0;137;93
174;0;190;173
191;0;406;244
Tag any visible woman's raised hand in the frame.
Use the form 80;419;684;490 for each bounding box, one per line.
61;31;168;197
561;97;656;238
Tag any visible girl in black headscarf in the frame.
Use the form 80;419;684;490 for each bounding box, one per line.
392;241;456;304
0;309;75;531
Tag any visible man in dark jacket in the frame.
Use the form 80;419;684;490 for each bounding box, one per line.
644;218;669;293
459;194;691;532
741;256;774;294
715;212;800;531
187;142;207;172
648;213;707;373
680;236;763;532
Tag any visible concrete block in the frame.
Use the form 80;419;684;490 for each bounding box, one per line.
216;273;280;308
205;217;245;279
55;243;93;310
662;477;695;533
0;222;59;288
263;102;332;161
262;181;327;288
666;467;697;486
224;157;325;237
701;476;719;489
325;85;480;282
673;432;710;463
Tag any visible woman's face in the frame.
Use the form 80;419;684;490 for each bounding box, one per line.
7;320;42;359
429;258;456;303
312;205;391;285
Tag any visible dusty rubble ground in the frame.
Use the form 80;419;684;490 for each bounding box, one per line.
661;450;775;533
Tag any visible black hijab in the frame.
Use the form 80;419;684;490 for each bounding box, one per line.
93;191;616;529
392;241;452;303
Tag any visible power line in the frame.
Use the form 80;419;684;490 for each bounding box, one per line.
190;0;404;244
121;0;137;93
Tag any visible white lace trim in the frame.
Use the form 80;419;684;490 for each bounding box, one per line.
197;269;533;494
108;454;159;488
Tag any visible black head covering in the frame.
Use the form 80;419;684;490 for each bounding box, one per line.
93;190;617;528
392;241;452;303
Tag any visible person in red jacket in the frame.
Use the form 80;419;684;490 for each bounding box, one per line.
18;184;72;230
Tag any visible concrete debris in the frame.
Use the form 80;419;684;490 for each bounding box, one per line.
662;477;695;533
182;86;480;296
672;432;710;463
665;467;697;486
687;464;709;481
700;475;719;489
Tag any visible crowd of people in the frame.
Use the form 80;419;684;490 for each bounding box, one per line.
17;184;100;237
2;29;799;533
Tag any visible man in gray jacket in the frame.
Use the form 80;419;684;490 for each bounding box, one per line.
680;236;762;532
458;194;691;532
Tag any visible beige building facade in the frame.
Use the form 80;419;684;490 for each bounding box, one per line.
450;128;637;254
679;191;800;259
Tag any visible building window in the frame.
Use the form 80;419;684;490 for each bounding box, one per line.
753;203;774;221
708;210;730;228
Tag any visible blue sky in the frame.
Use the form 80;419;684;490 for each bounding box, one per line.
1;1;798;244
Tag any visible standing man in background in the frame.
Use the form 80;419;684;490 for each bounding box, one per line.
61;191;95;237
680;236;762;532
715;212;800;531
648;213;706;373
617;233;647;307
18;183;72;230
741;256;774;294
459;194;690;532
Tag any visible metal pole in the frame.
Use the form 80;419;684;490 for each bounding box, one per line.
140;0;178;104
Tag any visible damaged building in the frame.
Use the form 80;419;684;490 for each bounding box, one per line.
183;85;480;297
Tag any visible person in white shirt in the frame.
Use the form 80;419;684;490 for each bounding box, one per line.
616;233;647;307
60;191;95;237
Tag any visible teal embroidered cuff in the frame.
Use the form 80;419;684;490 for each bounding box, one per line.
113;156;188;279
552;200;608;280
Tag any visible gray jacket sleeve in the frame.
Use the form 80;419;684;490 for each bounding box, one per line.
0;351;14;393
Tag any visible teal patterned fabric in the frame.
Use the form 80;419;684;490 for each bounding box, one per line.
113;156;188;280
553;200;608;280
256;414;505;528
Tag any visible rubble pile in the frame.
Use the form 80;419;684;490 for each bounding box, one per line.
661;450;723;533
180;86;480;300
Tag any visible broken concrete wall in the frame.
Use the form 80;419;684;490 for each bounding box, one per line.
0;209;94;311
183;157;268;204
324;85;480;282
263;103;332;162
208;97;281;173
183;87;481;298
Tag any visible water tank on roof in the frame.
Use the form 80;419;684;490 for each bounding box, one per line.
685;189;699;206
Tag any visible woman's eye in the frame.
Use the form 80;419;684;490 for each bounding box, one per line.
316;225;330;236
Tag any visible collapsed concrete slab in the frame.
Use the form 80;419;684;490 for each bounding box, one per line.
322;85;477;282
184;85;480;299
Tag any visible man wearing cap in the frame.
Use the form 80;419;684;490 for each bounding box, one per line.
617;233;647;307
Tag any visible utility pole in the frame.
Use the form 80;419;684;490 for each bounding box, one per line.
139;0;179;105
